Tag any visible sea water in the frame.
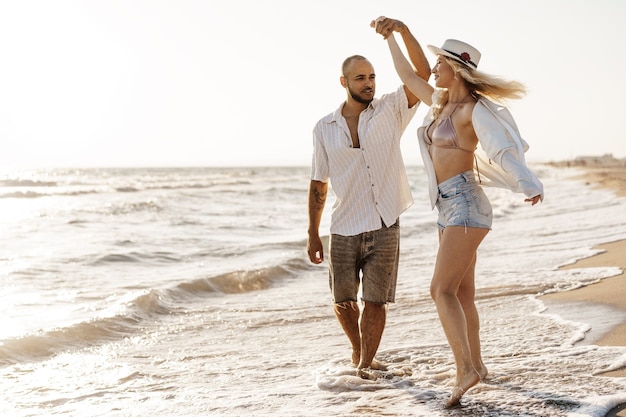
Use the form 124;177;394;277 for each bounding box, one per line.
1;165;625;417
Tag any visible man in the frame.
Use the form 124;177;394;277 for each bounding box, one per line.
307;18;430;377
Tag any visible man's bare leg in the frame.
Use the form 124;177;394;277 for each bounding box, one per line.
334;301;361;366
357;301;386;372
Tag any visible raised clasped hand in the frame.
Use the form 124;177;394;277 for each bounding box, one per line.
370;16;401;39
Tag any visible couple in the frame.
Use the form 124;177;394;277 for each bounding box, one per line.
306;17;544;407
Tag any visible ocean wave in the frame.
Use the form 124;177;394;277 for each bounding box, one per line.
175;261;305;296
0;256;310;366
115;186;139;192
91;253;142;264
104;200;163;215
0;314;140;366
475;283;553;299
0;179;57;187
0;189;98;199
89;250;180;265
0;190;48;199
0;180;257;200
108;179;256;194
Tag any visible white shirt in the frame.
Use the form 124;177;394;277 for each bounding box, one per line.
418;97;544;209
311;86;418;236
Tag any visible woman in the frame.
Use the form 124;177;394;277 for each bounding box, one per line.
372;18;544;407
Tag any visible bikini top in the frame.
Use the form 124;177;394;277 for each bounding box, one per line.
424;102;473;153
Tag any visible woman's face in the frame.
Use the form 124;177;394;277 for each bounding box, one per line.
431;56;455;88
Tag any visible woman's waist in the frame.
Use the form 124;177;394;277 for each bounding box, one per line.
431;149;474;182
434;162;476;186
436;170;479;196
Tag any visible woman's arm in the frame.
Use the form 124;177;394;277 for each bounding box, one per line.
387;34;434;106
395;23;430;82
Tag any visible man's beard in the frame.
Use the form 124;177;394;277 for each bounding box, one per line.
348;86;373;105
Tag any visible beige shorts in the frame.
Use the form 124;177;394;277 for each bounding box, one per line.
328;220;400;304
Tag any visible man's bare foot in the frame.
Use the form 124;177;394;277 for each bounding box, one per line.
445;370;480;408
370;359;388;371
357;368;378;380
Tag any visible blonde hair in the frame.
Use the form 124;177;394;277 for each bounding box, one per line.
432;56;526;118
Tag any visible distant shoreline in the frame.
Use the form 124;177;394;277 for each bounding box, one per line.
546;153;626;167
545;154;626;198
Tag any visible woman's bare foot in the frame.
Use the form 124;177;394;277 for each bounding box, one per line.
476;364;488;380
351;350;360;367
445;386;466;408
445;370;480;408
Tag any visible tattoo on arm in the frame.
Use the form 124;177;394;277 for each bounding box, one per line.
313;188;326;209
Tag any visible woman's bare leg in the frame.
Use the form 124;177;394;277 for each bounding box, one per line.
457;255;488;380
431;226;488;407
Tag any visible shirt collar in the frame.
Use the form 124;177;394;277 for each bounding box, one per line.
329;100;377;124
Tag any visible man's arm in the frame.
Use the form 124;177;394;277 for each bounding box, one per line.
307;179;328;264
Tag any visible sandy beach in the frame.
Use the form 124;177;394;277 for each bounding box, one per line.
542;155;626;417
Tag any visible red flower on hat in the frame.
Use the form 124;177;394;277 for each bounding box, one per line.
460;52;471;62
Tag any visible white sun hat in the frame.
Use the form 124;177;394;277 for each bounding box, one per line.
427;39;481;70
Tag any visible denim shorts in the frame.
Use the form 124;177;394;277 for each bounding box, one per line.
436;170;493;231
328;220;400;304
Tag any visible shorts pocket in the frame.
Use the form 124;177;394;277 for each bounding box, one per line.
470;188;492;217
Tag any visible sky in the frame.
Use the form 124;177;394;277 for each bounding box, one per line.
0;0;625;168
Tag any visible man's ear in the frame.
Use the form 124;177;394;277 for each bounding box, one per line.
340;76;348;88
